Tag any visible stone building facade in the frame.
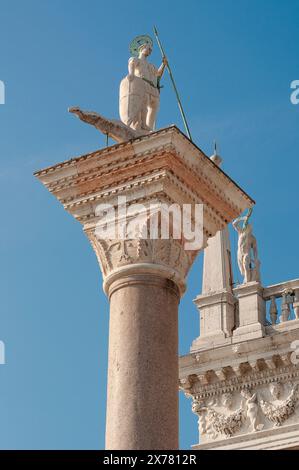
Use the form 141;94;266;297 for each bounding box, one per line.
179;156;299;450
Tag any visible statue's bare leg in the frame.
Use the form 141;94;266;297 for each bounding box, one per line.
237;254;244;277
141;98;149;131
134;111;142;130
146;95;159;131
243;253;251;283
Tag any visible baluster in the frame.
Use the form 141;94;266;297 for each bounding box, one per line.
281;290;290;322
294;288;299;320
269;295;278;324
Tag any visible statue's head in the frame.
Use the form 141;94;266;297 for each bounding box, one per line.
129;35;153;58
222;392;233;409
138;43;152;57
244;223;252;235
243;207;253;230
192;397;207;414
269;382;282;400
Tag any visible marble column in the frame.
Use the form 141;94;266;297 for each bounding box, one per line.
106;274;179;449
34;126;253;449
88;231;194;449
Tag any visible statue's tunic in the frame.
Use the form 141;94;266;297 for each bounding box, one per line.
119;57;160;131
128;57;159;99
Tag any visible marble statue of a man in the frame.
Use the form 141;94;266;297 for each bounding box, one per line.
119;35;167;132
233;210;260;284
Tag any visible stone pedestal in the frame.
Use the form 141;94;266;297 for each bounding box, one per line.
35;126;253;449
232;281;265;341
192;290;236;350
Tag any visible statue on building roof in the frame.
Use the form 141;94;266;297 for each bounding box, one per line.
233;208;261;284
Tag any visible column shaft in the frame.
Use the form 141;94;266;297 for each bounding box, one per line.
105;274;179;450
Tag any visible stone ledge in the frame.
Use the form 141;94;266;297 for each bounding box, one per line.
192;423;299;450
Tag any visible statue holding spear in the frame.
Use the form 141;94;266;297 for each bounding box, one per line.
70;29;192;144
119;34;168;132
119;29;192;140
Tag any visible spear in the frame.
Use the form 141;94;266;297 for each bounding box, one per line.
153;26;192;141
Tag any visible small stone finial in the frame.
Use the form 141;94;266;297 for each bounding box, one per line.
210;140;222;167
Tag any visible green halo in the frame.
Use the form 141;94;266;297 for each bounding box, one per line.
129;35;153;57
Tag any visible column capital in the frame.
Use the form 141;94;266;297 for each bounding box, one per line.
35;126;253;297
86;230;194;296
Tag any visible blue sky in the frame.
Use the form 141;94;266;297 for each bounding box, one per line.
0;0;298;450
